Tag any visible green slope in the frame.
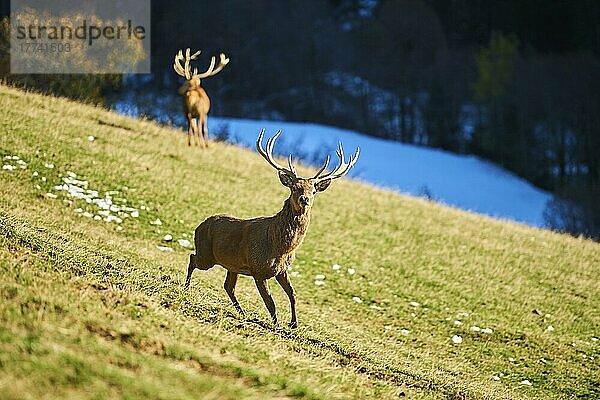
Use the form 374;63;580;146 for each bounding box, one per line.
0;84;598;399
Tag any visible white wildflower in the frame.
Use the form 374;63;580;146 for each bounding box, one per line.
347;268;355;275
163;234;173;242
315;274;326;280
370;305;382;310
482;328;493;334
314;280;325;286
352;296;362;303
454;320;462;326
32;171;38;177
400;329;410;335
470;326;481;332
46;193;57;199
82;212;93;218
492;376;501;381
131;210;139;218
520;380;532;386
409;301;420;307
74;208;83;213
290;271;300;278
156;246;173;252
451;335;463;344
93;215;101;221
150;218;162;226
332;264;341;270
2;165;16;170
546;325;555;332
88;135;95;142
592;337;599;342
44;163;54;169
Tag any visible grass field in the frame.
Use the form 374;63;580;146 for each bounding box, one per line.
0;84;598;399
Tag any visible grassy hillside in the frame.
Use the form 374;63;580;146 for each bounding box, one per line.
0;84;598;400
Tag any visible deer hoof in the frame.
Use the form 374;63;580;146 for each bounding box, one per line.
288;321;298;329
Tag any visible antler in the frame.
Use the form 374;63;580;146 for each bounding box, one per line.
173;48;202;80
256;129;298;178
314;142;360;181
196;53;230;79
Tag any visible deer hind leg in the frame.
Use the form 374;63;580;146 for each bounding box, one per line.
185;253;214;289
194;118;202;147
224;271;245;316
276;271;297;328
254;277;277;325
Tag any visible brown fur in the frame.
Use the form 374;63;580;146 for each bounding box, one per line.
185;130;358;328
178;76;210;148
186;176;330;328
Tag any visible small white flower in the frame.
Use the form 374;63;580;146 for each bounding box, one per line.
520;380;532;386
156;246;173;252
2;164;16;170
46;193;58;199
370;305;382;310
451;335;463;344
315;274;326;280
290;271;300;278
93;215;102;221
546;325;555;332
492;375;501;381
32;171;38;177
314;280;325;286
67;171;77;178
384;325;392;331
163;234;173;242
482;328;493;334
74;208;83;213
508;357;516;362
116;226;124;231
34;184;41;190
41;177;47;182
131;210;139;218
88;135;95;142
177;239;191;248
400;329;410;335
151;218;162;226
352;296;362;303
409;301;420;308
82;212;93;218
592;337;599;342
470;326;481;332
44;163;54;169
332;264;341;270
454;320;462;326
347;268;355;275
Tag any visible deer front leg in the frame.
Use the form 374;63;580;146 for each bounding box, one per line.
224;271;245;316
200;117;209;148
276;271;297;328
186;114;194;146
254;277;277;325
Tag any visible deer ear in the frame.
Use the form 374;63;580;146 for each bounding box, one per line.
278;171;295;188
315;179;331;192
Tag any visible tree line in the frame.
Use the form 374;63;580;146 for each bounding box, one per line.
2;0;599;238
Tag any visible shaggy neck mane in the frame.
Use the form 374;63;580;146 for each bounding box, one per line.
269;197;311;256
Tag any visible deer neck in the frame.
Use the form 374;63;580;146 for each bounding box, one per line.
270;197;311;256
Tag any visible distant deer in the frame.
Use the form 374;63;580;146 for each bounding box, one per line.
185;130;360;328
173;48;229;147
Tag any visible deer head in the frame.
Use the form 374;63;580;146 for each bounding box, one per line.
257;129;360;213
173;48;230;91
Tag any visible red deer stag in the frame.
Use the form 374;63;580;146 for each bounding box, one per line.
185;130;360;328
173;48;229;147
